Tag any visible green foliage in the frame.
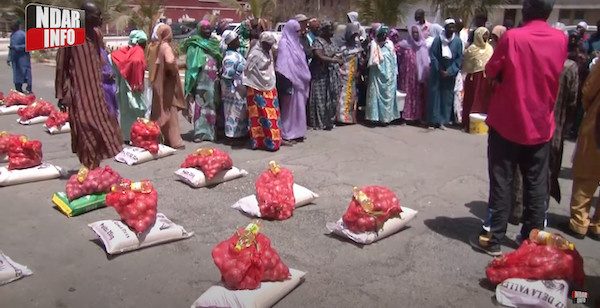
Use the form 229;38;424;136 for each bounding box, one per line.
218;0;277;19
130;0;165;37
357;0;416;26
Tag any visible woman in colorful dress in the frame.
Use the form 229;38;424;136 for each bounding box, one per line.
337;23;362;124
110;30;148;142
182;20;223;143
398;25;430;123
221;31;248;139
461;27;493;130
242;32;281;151
100;47;118;120
276;19;311;143
150;25;186;149
366;25;400;124
308;21;342;130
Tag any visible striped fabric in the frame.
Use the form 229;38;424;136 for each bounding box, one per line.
55;29;123;167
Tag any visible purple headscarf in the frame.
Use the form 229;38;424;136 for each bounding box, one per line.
100;48;118;118
369;23;382;41
388;28;401;52
398;24;430;82
275;19;311;93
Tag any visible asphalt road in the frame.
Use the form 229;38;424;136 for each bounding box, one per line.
0;58;598;308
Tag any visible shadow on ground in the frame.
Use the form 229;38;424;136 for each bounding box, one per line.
423;216;482;245
465;201;489;220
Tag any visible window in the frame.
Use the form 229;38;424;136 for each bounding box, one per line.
558;9;571;23
573;10;585;21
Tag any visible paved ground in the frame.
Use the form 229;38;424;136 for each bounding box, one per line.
0;58;598;308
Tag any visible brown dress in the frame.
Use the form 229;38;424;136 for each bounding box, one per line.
150;41;186;148
55;29;123;168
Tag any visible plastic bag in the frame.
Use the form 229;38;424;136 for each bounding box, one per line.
45;110;69;129
17;99;55;121
88;213;193;254
327;207;418;244
130;118;161;154
0;105;26;115
66;166;121;201
232;184;318;218
17;116;49;125
0;251;33;286
191;269;306;308
44;122;71;134
341;186;402;233
8;136;42;170
486;239;585;287
212;222;290;290
52;192;107;217
495;279;569;308
180;148;233;180
255;161;295;220
114;144;176;166
0;163;62;186
175;166;248;188
105;179;158;234
3;90;35;106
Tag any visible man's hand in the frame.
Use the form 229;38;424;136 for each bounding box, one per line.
58;99;69;112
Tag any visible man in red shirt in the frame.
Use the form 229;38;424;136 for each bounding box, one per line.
470;0;567;256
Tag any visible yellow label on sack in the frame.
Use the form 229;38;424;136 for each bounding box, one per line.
52;193;73;217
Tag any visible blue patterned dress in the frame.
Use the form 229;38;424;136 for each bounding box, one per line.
221;50;248;138
366;40;400;123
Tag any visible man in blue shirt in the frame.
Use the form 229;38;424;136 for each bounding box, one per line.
7;21;32;94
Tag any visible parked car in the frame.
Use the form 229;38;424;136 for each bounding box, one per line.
564;25;597;37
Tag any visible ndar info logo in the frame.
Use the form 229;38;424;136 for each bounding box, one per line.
25;3;85;51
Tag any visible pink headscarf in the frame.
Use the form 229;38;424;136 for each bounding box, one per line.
275;19;311;93
398;24;430;82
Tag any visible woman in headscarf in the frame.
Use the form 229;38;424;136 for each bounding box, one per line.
569;30;591;140
461;27;493;130
237;20;251;57
100;47;118;120
365;24;400;124
426;24;443;50
308;21;342;130
150;25;186;149
221;31;248;139
490;25;506;49
337;23;362;124
242;32;281;151
110;30;149;142
398;24;430;123
182;20;223;143
276;19;311;143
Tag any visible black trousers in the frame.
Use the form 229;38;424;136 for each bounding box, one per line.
486;128;550;245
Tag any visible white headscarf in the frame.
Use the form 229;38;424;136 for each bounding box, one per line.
242;32;276;92
440;20;456;59
151;22;164;41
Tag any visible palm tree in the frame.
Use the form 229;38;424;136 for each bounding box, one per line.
93;0;133;35
357;0;417;26
130;0;165;38
429;0;508;26
218;0;277;19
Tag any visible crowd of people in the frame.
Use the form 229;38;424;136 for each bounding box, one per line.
5;0;600;250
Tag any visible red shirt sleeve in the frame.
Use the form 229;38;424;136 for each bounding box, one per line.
485;34;509;80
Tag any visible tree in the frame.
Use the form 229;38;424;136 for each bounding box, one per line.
218;0;277;19
93;0;133;35
130;0;165;38
357;0;417;26
429;0;508;26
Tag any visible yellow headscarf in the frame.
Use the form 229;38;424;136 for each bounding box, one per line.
463;27;494;74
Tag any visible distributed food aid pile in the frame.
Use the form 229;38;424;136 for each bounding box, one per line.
0;90;589;307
